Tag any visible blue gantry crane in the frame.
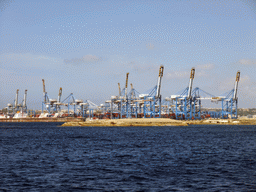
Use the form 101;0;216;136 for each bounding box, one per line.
41;79;58;114
169;68;196;120
127;83;140;118
139;65;164;118
61;93;88;117
220;71;240;119
110;72;131;119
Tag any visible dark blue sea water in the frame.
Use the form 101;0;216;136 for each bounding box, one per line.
0;123;256;191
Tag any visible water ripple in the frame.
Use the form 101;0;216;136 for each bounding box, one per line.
0;123;256;191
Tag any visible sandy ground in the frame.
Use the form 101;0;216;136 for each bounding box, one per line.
61;118;256;127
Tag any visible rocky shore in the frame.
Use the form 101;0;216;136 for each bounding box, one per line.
61;118;256;127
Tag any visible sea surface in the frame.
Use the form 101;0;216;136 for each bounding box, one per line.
0;122;256;191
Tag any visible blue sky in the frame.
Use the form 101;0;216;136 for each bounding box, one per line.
0;0;256;109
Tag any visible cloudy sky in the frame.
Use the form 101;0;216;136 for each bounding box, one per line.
0;0;256;109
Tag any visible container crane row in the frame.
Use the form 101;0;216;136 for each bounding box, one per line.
2;66;242;120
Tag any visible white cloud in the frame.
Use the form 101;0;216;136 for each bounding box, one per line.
166;64;215;79
64;54;101;65
167;71;190;79
127;61;155;73
196;63;215;70
0;53;61;68
239;59;256;65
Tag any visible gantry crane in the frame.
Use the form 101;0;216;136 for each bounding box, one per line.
21;89;28;113
139;65;164;118
7;89;20;115
168;67;197;120
41;79;58;115
107;72;140;119
14;89;19;112
221;71;240;119
56;87;62;112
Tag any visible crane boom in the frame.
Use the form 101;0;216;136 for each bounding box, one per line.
156;65;164;98
23;90;27;108
118;83;121;97
15;89;19;108
188;67;195;99
125;73;129;99
58;87;62;102
42;79;46;93
233;71;240;100
130;83;133;90
42;79;47;103
130;83;134;98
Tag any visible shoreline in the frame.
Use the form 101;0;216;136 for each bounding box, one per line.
61;118;256;127
1;117;255;126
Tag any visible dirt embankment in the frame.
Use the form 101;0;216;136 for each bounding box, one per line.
62;118;188;127
62;118;256;127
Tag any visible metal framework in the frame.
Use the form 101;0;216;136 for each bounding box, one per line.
41;79;58;114
211;71;240;119
7;89;28;115
139;65;164;118
61;93;89;117
168;68;197;120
